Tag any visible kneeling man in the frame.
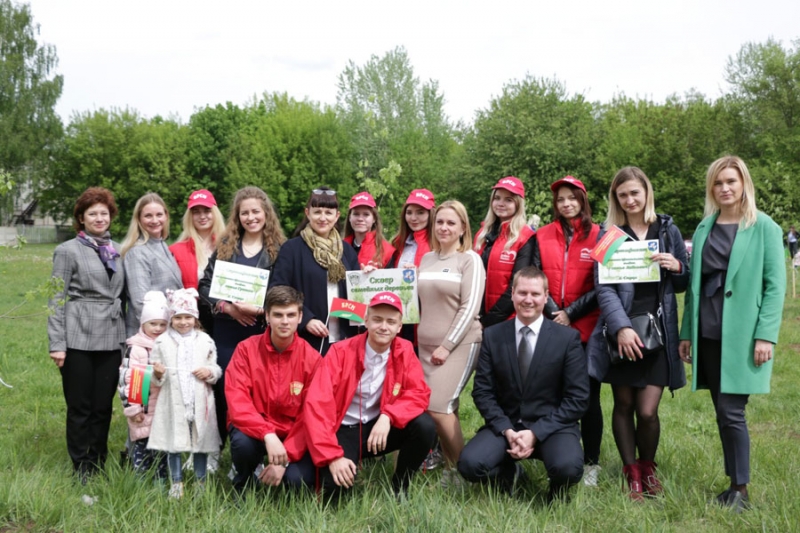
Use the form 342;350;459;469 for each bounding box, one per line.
225;286;321;492
458;267;589;500
303;292;436;497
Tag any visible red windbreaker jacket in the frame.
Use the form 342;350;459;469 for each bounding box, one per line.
302;332;431;467
225;329;321;462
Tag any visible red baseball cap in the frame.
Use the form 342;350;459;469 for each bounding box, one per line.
550;175;586;193
404;189;435;210
369;291;403;314
493;176;525;197
187;189;217;209
349;191;376;209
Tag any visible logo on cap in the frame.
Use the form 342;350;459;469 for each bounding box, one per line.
415;192;430;200
192;192;208;200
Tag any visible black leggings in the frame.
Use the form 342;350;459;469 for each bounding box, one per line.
581;377;603;465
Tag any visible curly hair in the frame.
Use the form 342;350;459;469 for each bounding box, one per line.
216;187;286;262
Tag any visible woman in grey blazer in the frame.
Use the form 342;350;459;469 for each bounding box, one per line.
48;187;126;482
120;193;183;336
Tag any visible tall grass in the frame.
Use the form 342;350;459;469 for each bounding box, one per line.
1;244;799;532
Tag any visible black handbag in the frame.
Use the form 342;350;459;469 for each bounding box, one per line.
605;311;664;364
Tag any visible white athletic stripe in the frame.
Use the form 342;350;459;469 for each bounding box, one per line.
446;251;482;346
445;342;480;415
418;271;462;283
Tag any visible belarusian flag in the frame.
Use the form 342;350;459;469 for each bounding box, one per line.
590;226;630;265
128;365;154;409
329;298;368;323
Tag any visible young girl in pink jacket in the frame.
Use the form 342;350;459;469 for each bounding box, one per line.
119;291;170;479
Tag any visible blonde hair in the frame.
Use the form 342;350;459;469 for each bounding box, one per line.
176;204;226;273
120;193;171;257
432;200;473;254
216;187;286;262
474;188;527;252
605;167;657;228
703;156;758;229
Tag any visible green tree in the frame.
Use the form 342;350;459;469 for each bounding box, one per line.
0;1;63;222
40;109;191;235
725;37;800;225
336;47;460;233
187;94;354;233
459;76;597;228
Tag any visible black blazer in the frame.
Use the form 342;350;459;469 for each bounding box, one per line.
472;318;589;442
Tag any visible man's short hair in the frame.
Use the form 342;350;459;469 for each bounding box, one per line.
512;266;549;292
265;285;304;312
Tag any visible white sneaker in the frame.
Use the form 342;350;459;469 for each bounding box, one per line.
440;468;464;490
207;451;220;474
583;464;601;487
169;482;184;500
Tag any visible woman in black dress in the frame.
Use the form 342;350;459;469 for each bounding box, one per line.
199;186;286;447
586;167;689;500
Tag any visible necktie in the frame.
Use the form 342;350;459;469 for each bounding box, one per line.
518;326;533;379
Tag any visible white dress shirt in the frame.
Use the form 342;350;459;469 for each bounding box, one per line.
342;339;390;425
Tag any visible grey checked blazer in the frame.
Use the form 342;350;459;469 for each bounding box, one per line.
47;238;126;352
123;238;183;336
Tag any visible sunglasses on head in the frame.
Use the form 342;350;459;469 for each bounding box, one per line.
312;189;337;196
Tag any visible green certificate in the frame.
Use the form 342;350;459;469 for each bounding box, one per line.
346;268;419;324
208;260;270;306
598;240;661;284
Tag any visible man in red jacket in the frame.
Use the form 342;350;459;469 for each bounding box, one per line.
303;291;436;498
225;286;321;493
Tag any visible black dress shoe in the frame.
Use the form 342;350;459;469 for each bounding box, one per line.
723;490;750;513
498;463;528;497
714;488;732;505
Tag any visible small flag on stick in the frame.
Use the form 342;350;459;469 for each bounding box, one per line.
128;365;154;409
590;226;630;265
329;298;368;324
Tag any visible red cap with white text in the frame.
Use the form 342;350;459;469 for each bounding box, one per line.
404;189;435;210
187;189;217;209
349;191;376;209
550;175;586;193
369;291;403;314
492;176;525;197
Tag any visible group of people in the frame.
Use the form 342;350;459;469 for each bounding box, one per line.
47;155;786;510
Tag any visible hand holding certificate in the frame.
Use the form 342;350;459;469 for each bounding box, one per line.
208;260;270;306
593;229;661;284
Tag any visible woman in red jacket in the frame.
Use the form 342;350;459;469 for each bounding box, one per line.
473;176;535;328
533;175;603;486
343;191;395;268
169;189;225;333
390;189;435;269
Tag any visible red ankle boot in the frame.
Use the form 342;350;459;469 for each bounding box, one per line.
637;459;663;496
622;463;645;502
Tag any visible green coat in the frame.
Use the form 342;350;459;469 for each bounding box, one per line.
680;211;785;394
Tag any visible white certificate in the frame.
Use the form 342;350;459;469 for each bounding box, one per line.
345;268;419;324
208;260;270;306
598;240;661;284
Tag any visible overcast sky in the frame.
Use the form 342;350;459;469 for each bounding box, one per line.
28;0;800;125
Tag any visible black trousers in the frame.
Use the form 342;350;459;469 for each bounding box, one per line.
60;348;121;475
319;413;436;493
458;424;584;495
229;426;316;492
699;338;751;485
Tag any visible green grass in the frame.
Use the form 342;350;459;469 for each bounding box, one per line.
2;244;799;532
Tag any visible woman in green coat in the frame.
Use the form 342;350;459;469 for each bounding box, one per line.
679;156;786;512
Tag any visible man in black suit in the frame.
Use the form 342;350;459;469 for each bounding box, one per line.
458;266;589;500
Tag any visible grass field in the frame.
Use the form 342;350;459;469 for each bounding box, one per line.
1;244;799;532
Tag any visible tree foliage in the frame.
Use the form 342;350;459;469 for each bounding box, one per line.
336;47;460;233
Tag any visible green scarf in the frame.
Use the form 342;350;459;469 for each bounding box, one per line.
300;226;346;283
